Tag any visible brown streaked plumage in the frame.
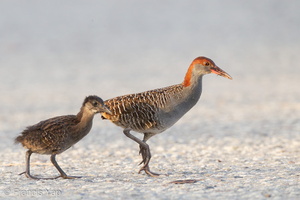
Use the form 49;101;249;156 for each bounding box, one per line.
15;95;111;179
101;56;232;176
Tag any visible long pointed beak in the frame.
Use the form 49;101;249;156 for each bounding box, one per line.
211;66;232;80
102;106;112;115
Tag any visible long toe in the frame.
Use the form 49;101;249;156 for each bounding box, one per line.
139;160;145;165
138;166;160;177
27;175;62;180
61;175;82;179
25;173;42;180
139;155;148;165
144;169;161;177
139;148;149;165
20;171;43;180
18;171;26;176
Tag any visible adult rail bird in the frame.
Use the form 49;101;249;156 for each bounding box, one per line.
101;57;232;176
15;95;111;179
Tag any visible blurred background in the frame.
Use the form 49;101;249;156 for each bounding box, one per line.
1;2;299;198
0;0;299;134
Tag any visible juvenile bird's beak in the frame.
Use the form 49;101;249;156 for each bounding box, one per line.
211;66;232;80
102;106;112;115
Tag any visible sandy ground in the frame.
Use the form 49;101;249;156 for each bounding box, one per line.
1;1;300;199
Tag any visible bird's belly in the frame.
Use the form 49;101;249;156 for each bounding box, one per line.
158;112;183;130
158;102;196;130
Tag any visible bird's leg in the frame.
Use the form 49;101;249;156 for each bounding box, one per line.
123;129;160;177
50;154;81;179
138;141;160;177
138;133;154;165
19;150;41;179
19;151;79;180
139;144;147;165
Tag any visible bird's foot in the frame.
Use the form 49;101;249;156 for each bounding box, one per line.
138;146;150;166
18;171;81;180
138;165;160;177
139;158;147;165
19;171;55;180
18;171;25;176
60;175;82;179
57;171;82;179
19;171;42;180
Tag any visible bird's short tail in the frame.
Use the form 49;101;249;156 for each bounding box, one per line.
14;135;24;144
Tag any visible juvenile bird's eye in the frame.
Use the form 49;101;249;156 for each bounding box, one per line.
205;62;210;66
93;102;98;107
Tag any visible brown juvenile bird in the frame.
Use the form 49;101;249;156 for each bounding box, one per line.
101;56;232;177
15;95;111;179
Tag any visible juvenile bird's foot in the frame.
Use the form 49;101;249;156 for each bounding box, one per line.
59;175;82;179
19;171;42;180
19;171;81;180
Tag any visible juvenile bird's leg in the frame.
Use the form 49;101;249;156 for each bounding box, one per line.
19;151;81;180
50;154;81;179
19;150;41;179
19;150;58;180
123;128;160;177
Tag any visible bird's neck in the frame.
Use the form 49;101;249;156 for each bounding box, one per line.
158;75;202;130
181;75;203;108
75;107;94;136
181;63;204;104
182;63;195;87
164;75;203;113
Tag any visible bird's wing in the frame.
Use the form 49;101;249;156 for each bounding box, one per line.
102;93;159;131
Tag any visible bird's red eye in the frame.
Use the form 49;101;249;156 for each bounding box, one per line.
204;62;210;66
